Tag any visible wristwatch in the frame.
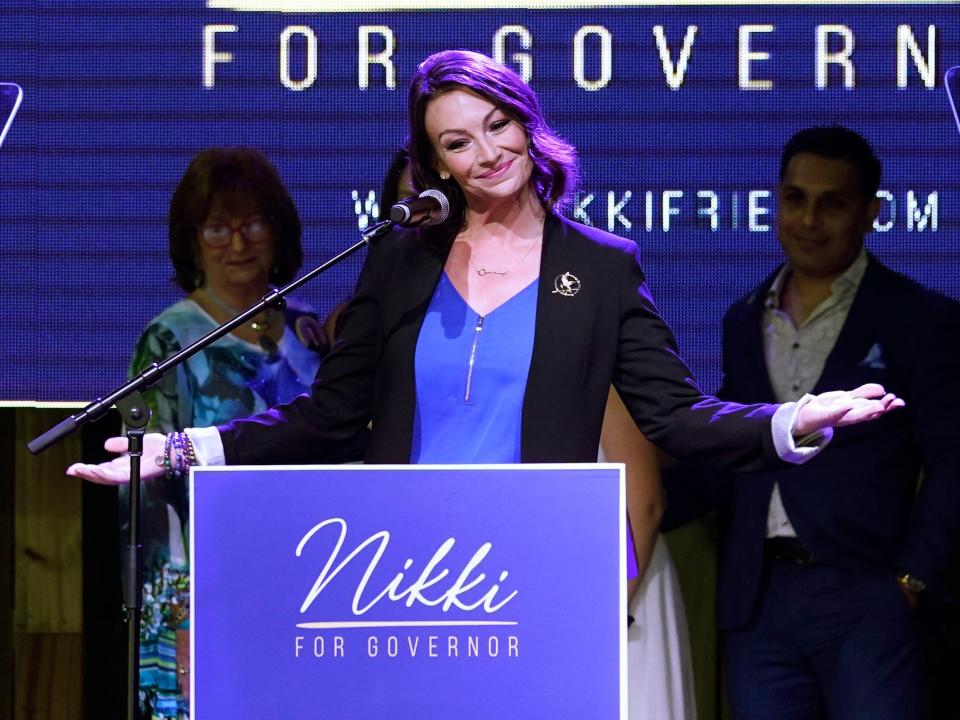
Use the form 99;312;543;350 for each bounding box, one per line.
897;571;927;593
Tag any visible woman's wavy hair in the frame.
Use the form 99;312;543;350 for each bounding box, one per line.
406;50;579;245
169;147;303;292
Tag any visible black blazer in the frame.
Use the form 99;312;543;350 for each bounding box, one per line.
220;214;785;472
714;256;960;628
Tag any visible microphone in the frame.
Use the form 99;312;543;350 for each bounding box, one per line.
390;189;450;227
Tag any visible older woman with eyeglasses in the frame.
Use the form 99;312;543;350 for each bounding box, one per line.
122;147;338;720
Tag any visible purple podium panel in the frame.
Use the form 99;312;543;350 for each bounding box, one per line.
190;464;627;719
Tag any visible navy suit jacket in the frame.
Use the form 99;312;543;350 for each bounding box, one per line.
713;255;960;630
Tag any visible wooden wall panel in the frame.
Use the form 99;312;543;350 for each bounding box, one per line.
14;410;83;634
10;408;84;720
13;633;82;720
1;409;15;720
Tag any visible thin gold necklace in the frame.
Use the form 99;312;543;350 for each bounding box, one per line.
202;287;279;351
468;237;541;277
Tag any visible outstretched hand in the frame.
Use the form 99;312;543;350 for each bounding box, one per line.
66;433;167;485
794;383;905;437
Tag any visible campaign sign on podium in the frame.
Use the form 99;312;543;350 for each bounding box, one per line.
190;464;627;718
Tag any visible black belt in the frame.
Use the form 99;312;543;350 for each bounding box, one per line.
765;537;815;566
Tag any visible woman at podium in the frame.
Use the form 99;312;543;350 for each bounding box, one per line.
69;48;901;670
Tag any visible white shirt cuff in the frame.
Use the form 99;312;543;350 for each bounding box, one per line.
771;394;834;465
186;426;225;466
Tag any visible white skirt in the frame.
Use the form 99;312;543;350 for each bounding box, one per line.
627;534;698;720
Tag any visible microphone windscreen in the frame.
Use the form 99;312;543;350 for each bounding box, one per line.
419;189;450;225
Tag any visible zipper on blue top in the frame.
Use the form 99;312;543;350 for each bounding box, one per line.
464;314;485;402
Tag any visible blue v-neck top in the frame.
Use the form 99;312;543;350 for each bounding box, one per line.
411;273;538;464
410;272;639;580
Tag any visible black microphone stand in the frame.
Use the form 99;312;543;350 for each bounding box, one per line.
27;218;394;720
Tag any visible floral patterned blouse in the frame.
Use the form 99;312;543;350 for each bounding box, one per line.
123;296;323;719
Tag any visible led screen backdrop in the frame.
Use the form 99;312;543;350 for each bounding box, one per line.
1;1;957;403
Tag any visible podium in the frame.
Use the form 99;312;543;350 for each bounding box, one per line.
190;464;627;718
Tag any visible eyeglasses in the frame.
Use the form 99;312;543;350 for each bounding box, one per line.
197;216;272;247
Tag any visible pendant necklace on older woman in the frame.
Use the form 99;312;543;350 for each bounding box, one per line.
202;287;280;355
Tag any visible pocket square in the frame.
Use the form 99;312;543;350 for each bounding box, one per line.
858;342;886;370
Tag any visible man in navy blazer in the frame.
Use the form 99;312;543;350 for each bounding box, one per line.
702;127;960;719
